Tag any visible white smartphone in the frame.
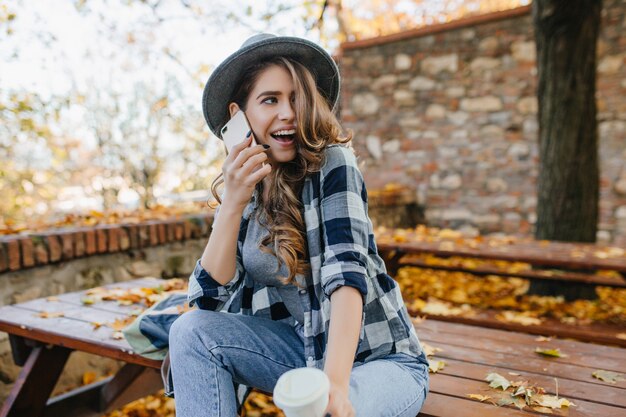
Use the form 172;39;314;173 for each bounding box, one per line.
220;110;257;154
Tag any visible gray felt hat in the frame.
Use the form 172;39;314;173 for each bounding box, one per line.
202;33;340;138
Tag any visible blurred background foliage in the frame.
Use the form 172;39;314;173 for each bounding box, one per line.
0;0;528;227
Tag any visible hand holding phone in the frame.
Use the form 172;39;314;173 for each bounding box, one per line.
221;110;257;153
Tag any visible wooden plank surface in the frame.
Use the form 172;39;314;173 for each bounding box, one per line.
396;258;626;287
376;239;626;273
415;320;626;417
428;373;624;417
1;278;624;416
417;319;626;361
408;307;626;348
0;277;169;368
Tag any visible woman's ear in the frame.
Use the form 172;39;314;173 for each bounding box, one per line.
228;102;241;118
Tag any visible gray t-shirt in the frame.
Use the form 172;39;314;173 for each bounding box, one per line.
242;212;304;324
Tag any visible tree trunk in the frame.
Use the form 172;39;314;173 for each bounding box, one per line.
533;0;601;243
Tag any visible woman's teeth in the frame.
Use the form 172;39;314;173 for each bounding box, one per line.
271;129;296;142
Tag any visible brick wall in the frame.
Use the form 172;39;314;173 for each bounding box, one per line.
0;214;212;275
339;1;626;244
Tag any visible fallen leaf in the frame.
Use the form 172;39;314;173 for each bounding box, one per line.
496;311;542;326
111;331;124;340
486;373;511;391
428;360;446;373
592;370;625;384
83;371;96;385
421;342;443;357
91;322;104;330
109;316;136;331
38;311;65;319
81;297;95;305
535;336;552;342
535;348;567;358
467;394;491;402
497;396;515;407
534;394;575;409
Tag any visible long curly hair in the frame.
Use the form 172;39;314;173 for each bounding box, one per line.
210;56;351;285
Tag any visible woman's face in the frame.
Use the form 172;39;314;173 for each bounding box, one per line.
230;64;298;165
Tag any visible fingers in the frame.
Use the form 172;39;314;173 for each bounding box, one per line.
224;131;253;162
240;151;268;176
232;143;269;168
245;161;272;185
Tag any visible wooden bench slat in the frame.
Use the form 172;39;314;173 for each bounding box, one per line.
431;358;626;407
0;306;160;368
377;241;626;273
429;373;625;417
418;392;536;416
420;340;623;387
410;308;626;347
398;258;626;287
416;320;626;361
418;327;626;372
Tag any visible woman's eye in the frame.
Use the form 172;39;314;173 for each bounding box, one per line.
262;97;277;104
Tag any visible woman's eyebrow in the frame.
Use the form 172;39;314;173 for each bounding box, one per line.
256;90;282;99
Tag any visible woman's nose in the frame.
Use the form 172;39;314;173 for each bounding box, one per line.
278;100;295;121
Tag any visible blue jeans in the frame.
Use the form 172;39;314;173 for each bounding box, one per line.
169;309;429;417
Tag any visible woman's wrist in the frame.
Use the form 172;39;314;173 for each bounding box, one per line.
219;194;248;214
327;377;350;393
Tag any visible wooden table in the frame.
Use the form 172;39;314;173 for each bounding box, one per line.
0;278;624;417
0;278;163;417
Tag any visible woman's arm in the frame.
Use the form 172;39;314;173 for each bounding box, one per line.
323;286;362;417
201;135;270;284
200;202;245;285
323;285;363;387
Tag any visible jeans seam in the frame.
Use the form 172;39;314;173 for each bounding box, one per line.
382;359;426;417
208;344;302;370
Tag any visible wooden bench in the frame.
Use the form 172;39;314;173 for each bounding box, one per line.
375;233;626;286
0;278;624;417
376;232;626;347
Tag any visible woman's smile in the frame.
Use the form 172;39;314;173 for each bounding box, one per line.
242;64;299;164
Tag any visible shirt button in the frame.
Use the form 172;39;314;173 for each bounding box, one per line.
299;289;307;295
307;356;314;362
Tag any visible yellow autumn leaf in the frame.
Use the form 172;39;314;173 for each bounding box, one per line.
467;394;492;402
82;371;97;385
38;311;65;319
428;360;445;373
421;342;443;357
497;311;542;326
535;347;567;358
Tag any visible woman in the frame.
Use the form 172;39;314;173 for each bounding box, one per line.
169;33;429;417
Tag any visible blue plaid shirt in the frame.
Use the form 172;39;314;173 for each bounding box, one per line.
188;144;423;369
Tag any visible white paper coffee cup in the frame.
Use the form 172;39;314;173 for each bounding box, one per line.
273;367;330;417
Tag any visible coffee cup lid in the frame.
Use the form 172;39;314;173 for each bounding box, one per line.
273;368;330;408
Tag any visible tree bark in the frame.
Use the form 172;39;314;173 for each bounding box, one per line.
533;0;601;243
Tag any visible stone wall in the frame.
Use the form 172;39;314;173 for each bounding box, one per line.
339;2;626;244
0;215;210;402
